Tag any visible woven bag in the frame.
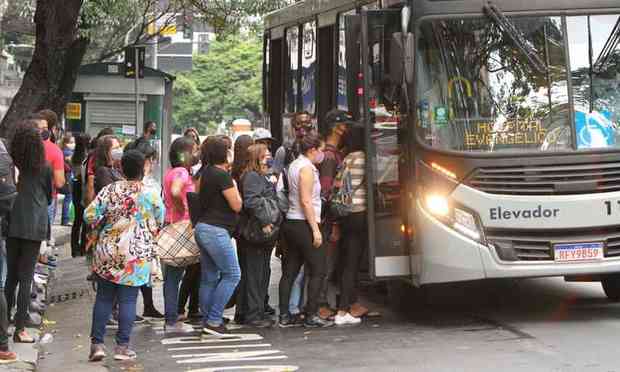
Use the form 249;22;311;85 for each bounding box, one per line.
156;220;200;267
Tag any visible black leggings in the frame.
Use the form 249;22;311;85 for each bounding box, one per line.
339;212;367;311
178;263;200;315
5;238;40;331
279;220;326;316
71;179;84;257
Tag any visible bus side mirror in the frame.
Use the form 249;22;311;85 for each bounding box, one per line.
404;33;415;85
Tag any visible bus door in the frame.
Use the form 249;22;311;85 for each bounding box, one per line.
355;9;412;280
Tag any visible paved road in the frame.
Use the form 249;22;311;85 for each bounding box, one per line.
41;249;620;372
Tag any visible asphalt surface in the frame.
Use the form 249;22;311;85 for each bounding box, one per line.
40;248;620;372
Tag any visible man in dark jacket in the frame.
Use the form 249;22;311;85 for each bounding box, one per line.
318;109;354;319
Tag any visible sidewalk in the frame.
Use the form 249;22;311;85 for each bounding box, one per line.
0;225;71;371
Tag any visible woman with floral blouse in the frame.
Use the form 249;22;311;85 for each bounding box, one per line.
85;150;165;362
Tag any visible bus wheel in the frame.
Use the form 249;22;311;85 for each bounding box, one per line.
602;274;620;301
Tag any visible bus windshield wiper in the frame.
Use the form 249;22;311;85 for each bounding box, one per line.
593;17;620;74
483;2;549;74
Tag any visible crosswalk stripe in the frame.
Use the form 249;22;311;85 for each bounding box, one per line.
178;355;288;364
173;350;283;359
186;366;300;372
162;334;264;345
169;343;272;351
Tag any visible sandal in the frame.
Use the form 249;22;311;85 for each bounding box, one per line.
13;330;35;344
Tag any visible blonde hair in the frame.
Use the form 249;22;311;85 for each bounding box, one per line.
244;144;269;176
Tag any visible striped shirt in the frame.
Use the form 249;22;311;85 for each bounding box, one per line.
343;151;366;213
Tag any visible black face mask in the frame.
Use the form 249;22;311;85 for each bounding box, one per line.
149;128;157;136
40;130;50;141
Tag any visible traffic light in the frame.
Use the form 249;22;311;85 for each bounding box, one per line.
125;46;146;78
183;12;193;40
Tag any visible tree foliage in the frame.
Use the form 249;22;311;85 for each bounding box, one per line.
172;35;263;134
188;0;291;36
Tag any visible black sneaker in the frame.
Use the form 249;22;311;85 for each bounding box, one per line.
143;308;164;319
134;315;145;324
202;323;229;337
247;318;274;329
265;305;276;316
304;314;334;328
278;313;303;328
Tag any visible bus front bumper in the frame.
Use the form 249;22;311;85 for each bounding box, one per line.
415;202;620;285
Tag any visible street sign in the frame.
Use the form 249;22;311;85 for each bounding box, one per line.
125;46;145;78
65;102;81;120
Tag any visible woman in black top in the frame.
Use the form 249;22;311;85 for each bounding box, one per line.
94;135;123;195
236;144;279;328
70;133;90;257
7;121;52;343
194;137;242;337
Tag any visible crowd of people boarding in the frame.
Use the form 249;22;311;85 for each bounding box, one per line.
0;108;370;362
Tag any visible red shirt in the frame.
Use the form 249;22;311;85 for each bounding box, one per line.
44;139;64;197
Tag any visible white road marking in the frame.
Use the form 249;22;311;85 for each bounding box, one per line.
186;365;299;372
169;343;272;351
173;350;283;359
162;333;299;370
162;334;264;345
178;355;288;364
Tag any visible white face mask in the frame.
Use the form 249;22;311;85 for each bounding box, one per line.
111;148;124;162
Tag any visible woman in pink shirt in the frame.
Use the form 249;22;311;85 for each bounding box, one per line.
162;137;200;333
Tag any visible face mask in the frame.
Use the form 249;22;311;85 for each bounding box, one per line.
111;148;124;162
150;128;157;136
314;150;325;164
67;143;76;151
266;158;274;168
191;163;202;175
40;130;50;141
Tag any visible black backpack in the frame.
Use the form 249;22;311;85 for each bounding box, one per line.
0;139;17;216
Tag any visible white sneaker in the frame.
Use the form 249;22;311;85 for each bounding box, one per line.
164;322;195;333
334;312;361;326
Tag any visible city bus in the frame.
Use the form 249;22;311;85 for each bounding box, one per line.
263;0;620;299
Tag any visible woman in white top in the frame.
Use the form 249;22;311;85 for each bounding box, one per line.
278;133;334;328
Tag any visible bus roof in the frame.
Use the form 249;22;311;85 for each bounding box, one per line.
414;0;620;21
265;0;620;30
264;0;383;30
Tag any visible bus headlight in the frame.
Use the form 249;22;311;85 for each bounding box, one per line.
425;194;450;217
422;194;484;243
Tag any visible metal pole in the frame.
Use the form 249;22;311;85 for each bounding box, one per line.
135;47;140;131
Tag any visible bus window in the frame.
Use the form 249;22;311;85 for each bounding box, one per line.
285;27;300;113
302;22;317;115
337;10;357;111
567;15;620;149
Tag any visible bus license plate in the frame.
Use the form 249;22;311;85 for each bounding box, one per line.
554;242;604;262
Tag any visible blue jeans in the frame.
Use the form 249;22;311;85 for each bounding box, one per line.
47;197;57;239
163;265;185;325
61;193;72;225
90;276;139;346
289;266;305;314
194;223;241;327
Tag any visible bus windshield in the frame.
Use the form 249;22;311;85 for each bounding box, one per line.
415;14;620;154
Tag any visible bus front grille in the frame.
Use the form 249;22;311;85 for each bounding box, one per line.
466;162;620;195
486;226;620;262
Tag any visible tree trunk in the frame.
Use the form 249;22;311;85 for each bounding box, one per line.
0;0;88;140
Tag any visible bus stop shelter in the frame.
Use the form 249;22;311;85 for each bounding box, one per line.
66;62;175;181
